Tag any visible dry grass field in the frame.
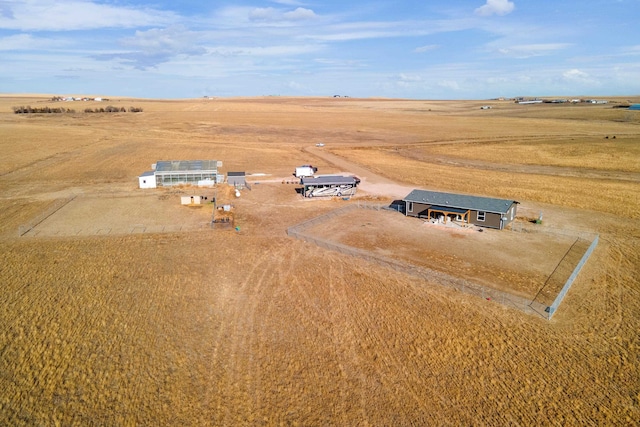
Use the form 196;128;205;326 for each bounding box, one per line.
0;94;639;425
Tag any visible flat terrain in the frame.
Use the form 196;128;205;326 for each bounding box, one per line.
302;207;585;302
0;94;639;425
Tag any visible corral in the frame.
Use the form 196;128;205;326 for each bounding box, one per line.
0;95;639;425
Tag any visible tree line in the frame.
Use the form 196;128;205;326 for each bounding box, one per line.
13;106;144;114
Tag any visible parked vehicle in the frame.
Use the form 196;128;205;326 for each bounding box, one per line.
294;165;318;178
300;175;359;198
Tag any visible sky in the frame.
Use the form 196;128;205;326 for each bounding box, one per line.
1;0;639;99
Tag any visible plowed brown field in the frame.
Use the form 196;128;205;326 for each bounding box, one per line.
0;95;639;425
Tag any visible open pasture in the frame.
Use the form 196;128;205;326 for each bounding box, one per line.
0;94;638;425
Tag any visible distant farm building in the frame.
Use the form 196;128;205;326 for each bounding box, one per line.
516;100;543;105
138;160;224;189
403;189;518;230
227;171;247;188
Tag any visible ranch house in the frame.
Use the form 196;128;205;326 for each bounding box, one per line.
403;189;518;230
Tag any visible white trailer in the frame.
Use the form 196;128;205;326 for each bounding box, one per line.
294;165;318;178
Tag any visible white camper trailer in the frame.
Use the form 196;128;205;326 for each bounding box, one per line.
294;165;318;179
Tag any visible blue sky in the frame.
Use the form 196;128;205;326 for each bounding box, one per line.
1;0;639;99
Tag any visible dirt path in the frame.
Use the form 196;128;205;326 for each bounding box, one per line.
304;146;415;199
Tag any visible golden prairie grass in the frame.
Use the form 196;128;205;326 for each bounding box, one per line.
331;146;640;218
0;95;638;425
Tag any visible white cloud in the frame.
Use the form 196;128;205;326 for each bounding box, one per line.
249;6;317;22
562;69;598;85
438;80;460;90
475;0;515;17
93;25;206;69
0;34;58;50
249;7;279;21
622;45;640;55
121;26;203;55
398;73;422;82
0;0;176;31
414;44;439;53
273;0;306;5
284;8;317;20
495;43;571;58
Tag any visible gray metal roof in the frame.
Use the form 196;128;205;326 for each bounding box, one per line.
302;175;357;186
403;189;517;214
155;160;219;173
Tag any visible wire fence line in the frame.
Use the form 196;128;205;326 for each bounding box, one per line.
547;235;599;319
287;201;597;319
508;219;597;241
22;222;217;237
18;195;77;237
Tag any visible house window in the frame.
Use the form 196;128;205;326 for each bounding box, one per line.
408;202;413;213
477;211;486;221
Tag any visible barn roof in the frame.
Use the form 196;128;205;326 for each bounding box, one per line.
403;189;517;214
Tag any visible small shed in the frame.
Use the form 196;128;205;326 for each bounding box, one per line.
227;171;247;188
138;170;156;189
403;189;518;230
181;195;207;206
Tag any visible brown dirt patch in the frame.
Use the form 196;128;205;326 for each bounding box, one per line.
302;208;580;300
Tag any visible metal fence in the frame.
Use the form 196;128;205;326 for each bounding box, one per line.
287;201;597;319
547;234;599;319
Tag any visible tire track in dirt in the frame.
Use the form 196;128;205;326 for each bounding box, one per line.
279;248;337;344
206;248;273;424
327;260;371;425
279;250;376;423
332;262;433;416
303;146;415;199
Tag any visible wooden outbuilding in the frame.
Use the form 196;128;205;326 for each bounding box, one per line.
403;189;518;230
